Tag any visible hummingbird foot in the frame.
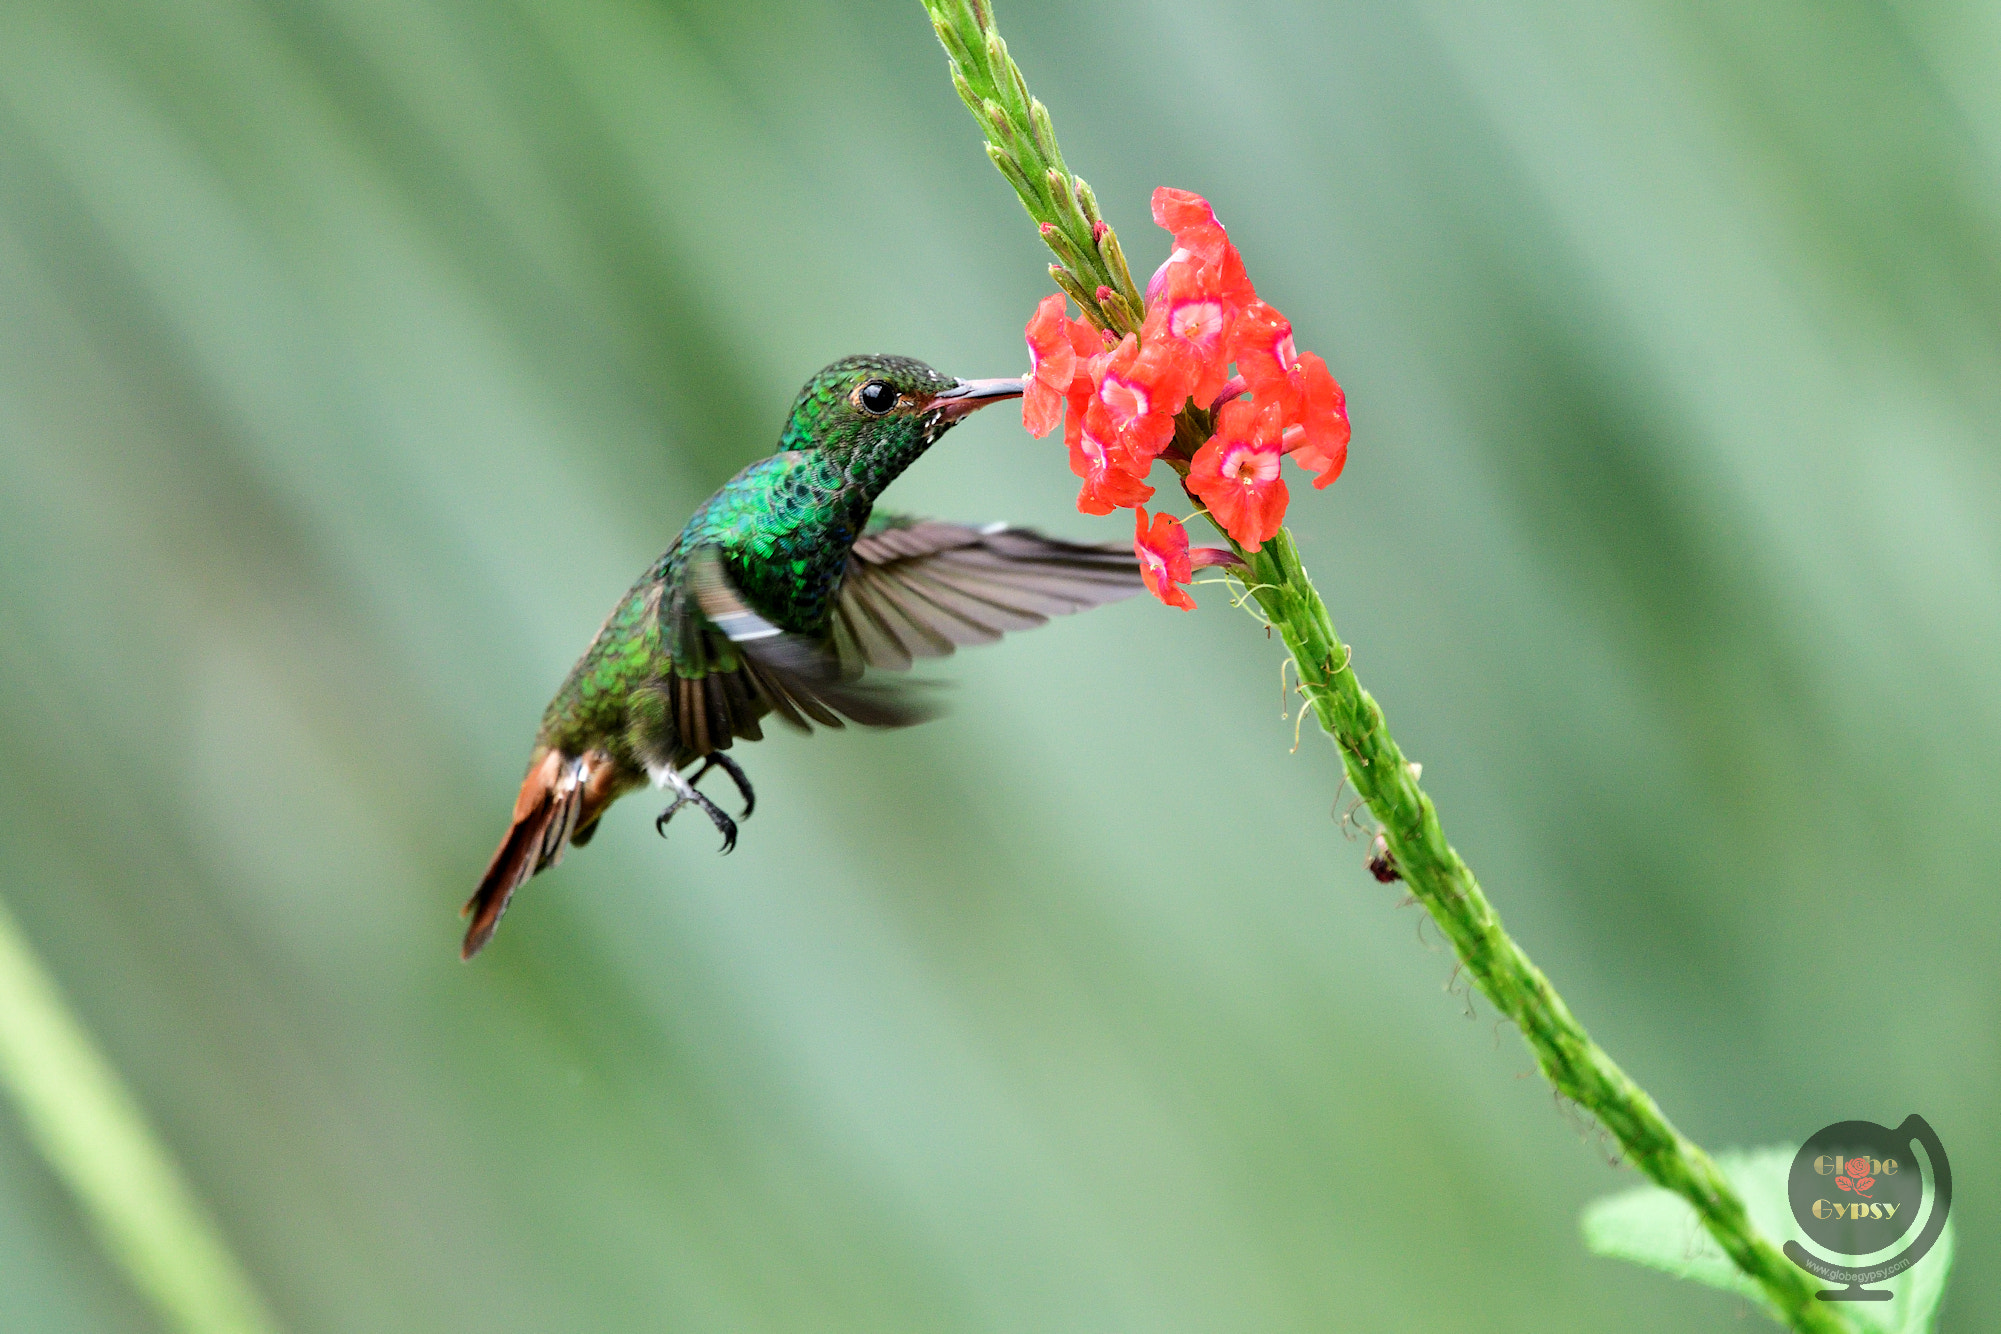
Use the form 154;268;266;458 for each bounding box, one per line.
655;766;738;854
687;752;755;819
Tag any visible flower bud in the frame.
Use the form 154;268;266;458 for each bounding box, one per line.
984;144;1037;204
1028;98;1061;162
949;64;981;114
1072;175;1104;226
1037;222;1091;275
980;98;1014;146
1045;169;1088;232
1096;227;1142;310
933;17;977;74
1004;48;1031;109
984;32;1027;114
1096;289;1139;334
1049;265;1104;326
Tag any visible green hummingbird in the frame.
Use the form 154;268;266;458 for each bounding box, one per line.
463;354;1144;957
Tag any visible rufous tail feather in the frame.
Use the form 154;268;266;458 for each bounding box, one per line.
461;749;592;959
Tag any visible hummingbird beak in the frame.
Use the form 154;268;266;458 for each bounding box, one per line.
928;376;1025;422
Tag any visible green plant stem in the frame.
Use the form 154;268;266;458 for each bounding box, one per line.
920;3;1849;1329
923;0;1143;332
0;892;280;1334
1232;532;1842;1332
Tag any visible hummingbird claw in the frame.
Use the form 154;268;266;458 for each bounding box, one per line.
656;765;740;853
687;752;755;819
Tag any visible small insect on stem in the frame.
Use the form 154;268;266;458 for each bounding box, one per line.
1366;831;1402;883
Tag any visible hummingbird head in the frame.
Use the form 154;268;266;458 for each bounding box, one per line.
777;355;1024;469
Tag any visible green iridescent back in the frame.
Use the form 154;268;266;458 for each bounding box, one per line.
535;354;962;761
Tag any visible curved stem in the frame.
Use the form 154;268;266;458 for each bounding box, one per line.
1234;529;1841;1331
920;2;1848;1328
0;893;280;1334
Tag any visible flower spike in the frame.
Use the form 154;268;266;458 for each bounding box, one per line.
1024;187;1349;590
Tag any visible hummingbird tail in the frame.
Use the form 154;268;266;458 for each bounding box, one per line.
461;749;594;959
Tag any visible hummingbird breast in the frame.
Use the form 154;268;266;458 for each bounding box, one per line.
699;451;869;635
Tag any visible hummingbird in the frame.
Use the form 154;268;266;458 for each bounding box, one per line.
462;354;1145;957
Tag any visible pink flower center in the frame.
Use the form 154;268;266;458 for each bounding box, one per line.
1139;546;1167;577
1169;300;1224;348
1222;443;1280;487
1080;434;1111;476
1098;375;1149;429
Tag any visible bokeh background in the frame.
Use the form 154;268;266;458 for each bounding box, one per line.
1;0;1995;1329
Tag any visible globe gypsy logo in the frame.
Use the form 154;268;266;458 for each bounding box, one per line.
1783;1115;1952;1301
1829;1155;1878;1202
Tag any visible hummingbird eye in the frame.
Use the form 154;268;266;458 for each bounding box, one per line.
856;380;898;416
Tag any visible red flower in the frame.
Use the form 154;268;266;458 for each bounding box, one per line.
1023;295;1106;440
1089;334;1184;464
1188;399;1289;550
1021;185;1354;568
1133;506;1196;610
1227;301;1303;417
1228;303;1351;489
1068;403;1155;515
1140;259;1239;409
1144;191;1256;409
1152;189;1227;258
1285;352;1350;488
1148;189;1253;301
1022;294;1077;438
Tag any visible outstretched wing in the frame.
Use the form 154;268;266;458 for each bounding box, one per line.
672;547;932;747
828;517;1146;672
674;519;1143;751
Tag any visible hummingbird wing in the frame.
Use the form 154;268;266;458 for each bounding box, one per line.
676;520;1140;742
828;518;1145;672
679;546;934;734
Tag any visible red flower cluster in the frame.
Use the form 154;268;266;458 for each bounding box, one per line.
1023;189;1351;608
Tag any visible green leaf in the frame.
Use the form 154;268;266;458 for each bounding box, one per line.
1583;1148;1954;1333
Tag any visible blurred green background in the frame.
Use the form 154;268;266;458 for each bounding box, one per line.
0;0;1994;1329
